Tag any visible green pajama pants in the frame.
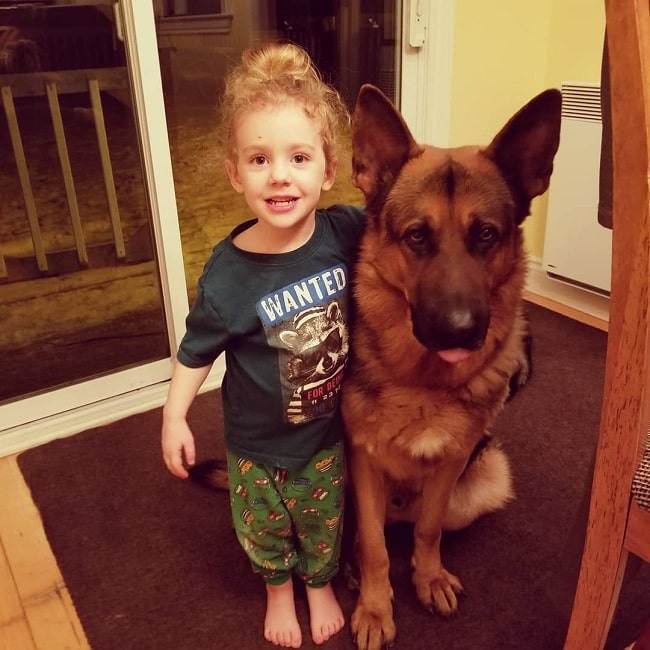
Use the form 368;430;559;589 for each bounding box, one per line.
226;442;345;587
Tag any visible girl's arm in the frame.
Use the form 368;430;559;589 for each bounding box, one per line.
161;359;212;478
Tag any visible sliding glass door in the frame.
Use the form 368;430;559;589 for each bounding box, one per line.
154;0;402;305
0;1;188;447
0;0;452;454
0;1;172;405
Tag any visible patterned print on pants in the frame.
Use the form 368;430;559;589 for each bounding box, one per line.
227;443;345;587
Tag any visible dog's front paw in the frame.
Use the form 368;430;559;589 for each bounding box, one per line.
508;307;533;399
414;567;464;617
351;603;396;650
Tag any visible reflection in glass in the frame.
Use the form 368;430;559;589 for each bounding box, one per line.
154;0;399;301
0;2;169;403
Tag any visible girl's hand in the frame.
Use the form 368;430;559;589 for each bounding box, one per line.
161;417;196;478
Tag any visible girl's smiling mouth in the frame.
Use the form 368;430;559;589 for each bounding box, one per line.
267;197;298;207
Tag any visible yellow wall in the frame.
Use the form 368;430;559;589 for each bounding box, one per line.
449;0;605;258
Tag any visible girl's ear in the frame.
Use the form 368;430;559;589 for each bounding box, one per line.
225;158;244;193
322;161;337;191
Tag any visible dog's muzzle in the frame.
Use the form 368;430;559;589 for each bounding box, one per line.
412;304;489;353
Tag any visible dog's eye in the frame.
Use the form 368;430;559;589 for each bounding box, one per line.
404;226;429;251
477;225;499;246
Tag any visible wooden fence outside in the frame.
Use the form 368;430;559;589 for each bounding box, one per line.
0;67;131;281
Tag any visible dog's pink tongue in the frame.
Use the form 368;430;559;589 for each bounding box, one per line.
437;348;472;364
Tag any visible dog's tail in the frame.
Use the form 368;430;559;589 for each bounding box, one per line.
443;435;514;531
188;459;229;491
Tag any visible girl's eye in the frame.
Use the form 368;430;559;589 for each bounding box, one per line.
252;155;267;165
293;154;308;164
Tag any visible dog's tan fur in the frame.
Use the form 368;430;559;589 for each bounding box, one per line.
341;85;561;650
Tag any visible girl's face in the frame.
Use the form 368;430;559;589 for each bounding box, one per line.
225;102;335;237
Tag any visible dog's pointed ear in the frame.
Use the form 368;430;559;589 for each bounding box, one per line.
352;84;424;210
484;89;562;223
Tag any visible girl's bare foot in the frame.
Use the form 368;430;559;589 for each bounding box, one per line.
264;581;302;648
306;583;345;645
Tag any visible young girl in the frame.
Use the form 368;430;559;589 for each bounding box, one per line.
161;43;364;648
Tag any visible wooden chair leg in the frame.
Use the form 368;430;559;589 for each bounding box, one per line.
564;503;631;649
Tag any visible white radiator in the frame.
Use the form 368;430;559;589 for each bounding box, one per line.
542;82;612;295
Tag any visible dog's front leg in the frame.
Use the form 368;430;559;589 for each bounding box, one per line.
348;444;396;650
411;458;467;617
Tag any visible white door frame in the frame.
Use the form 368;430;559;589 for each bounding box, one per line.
400;0;454;146
0;0;453;457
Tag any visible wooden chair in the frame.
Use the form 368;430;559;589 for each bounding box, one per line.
563;1;650;649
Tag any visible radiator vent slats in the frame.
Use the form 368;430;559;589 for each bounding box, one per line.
561;82;602;122
543;81;611;295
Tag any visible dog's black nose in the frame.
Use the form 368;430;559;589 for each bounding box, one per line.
412;306;489;352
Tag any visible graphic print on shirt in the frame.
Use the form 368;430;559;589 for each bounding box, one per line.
256;265;349;424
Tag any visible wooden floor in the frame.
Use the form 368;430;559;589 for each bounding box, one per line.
0;295;607;650
0;455;89;650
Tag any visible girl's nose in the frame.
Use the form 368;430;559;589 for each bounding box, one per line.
269;161;290;183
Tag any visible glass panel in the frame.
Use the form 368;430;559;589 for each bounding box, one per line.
153;0;399;300
0;0;170;404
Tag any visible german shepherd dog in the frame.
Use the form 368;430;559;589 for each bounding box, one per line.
341;85;561;650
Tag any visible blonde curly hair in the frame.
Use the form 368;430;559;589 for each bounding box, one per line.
219;42;350;169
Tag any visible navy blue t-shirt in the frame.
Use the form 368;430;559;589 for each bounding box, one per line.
177;205;365;469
